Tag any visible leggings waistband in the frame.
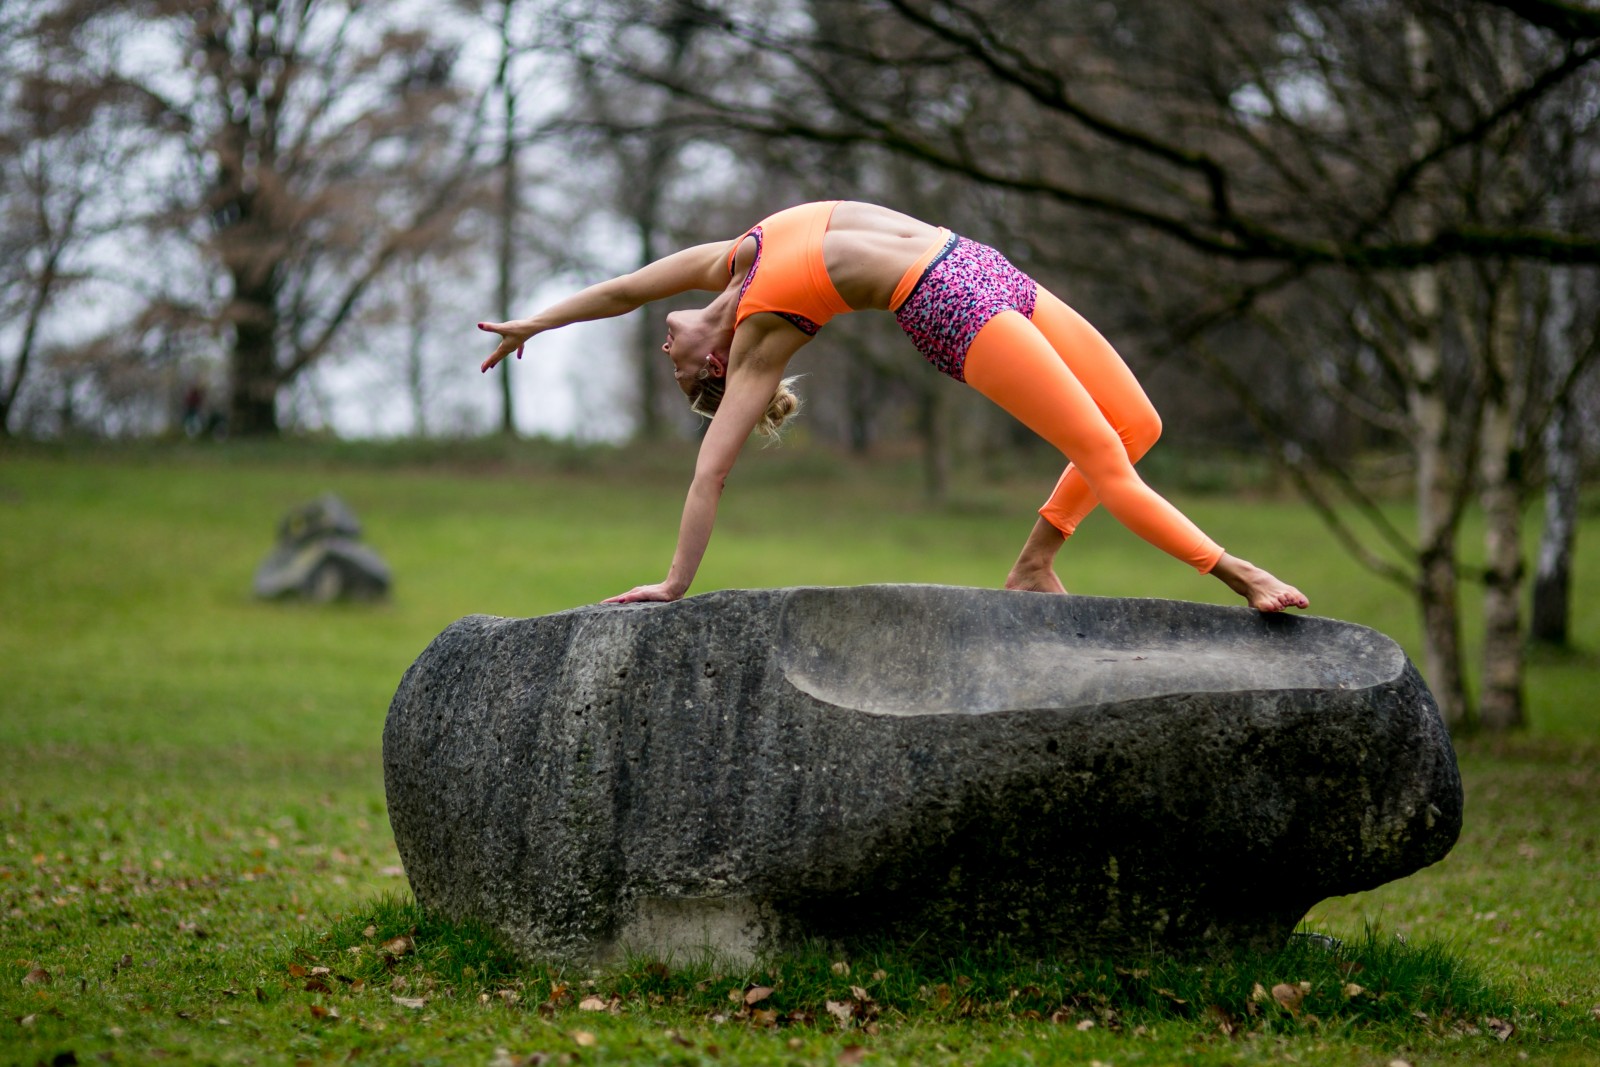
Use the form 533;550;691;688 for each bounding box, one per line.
889;229;957;312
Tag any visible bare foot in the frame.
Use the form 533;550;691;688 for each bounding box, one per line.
1005;563;1067;594
1005;517;1069;594
1211;553;1309;613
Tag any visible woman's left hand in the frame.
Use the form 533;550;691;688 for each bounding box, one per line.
603;582;684;604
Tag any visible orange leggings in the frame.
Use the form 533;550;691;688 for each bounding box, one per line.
963;288;1225;573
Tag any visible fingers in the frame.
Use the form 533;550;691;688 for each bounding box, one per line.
478;322;527;373
603;585;677;604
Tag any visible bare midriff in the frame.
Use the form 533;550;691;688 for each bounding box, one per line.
821;202;947;311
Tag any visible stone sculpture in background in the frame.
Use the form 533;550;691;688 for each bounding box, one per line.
253;493;391;603
384;585;1462;963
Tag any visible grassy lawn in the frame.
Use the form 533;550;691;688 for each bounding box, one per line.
2;440;1597;1065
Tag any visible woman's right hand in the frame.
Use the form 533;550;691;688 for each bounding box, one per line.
477;320;538;372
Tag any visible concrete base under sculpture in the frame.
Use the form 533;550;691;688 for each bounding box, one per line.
382;585;1462;963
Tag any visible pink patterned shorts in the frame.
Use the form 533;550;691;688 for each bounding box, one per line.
894;234;1038;382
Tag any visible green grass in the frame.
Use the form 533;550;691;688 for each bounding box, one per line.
2;440;1598;1065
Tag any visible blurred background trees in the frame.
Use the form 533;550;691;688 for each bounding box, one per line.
2;0;1595;732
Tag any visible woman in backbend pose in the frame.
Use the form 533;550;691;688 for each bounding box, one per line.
478;200;1308;612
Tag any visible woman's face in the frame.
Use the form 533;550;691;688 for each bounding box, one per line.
662;308;730;396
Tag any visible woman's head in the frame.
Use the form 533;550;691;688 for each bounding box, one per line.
663;305;799;439
662;307;732;392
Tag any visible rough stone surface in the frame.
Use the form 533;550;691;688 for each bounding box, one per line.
382;585;1462;962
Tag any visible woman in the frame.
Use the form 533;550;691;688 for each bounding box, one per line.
478;200;1307;612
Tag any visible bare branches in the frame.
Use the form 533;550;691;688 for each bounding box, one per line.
1472;0;1600;41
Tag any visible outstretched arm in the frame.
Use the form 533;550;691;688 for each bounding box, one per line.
604;327;806;603
478;240;736;371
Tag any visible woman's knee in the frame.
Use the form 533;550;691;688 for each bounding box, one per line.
1125;407;1161;460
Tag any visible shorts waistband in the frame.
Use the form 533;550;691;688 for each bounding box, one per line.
889;229;958;312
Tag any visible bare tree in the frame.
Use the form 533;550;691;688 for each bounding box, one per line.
38;0;489;437
0;14;142;436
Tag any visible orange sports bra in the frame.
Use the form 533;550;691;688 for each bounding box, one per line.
726;201;853;336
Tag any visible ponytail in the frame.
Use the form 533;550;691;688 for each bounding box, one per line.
689;375;802;441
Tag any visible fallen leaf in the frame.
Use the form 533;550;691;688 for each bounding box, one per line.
19;1014;35;1027
287;964;308;978
850;985;873;1002
751;1008;779;1027
825;999;854;1024
1271;982;1305;1014
1250;982;1269;1003
362;925;377;939
1075;1019;1095;1031
309;966;331;977
308;1004;340;1021
838;1045;867;1065
570;1030;596;1048
577;995;608;1012
1153;986;1187;1006
871;969;887;982
391;995;427;1009
1485;1017;1516;1041
744;985;774;1006
303;979;332;994
831;961;851;977
1388;1060;1414;1067
381;936;413;957
22;967;51;986
1206;1004;1238;1037
1343;983;1365;998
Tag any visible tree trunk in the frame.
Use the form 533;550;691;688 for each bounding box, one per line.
635;215;664;440
918;382;948;503
845;354;875;456
1478;269;1526;731
1532;263;1579;645
495;0;518;437
1404;267;1472;730
1532;394;1579;645
407;266;430;438
1400;18;1472;731
227;276;281;438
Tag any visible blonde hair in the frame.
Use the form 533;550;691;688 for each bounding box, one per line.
689;373;801;440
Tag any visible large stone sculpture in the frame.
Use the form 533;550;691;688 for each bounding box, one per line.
383;585;1462;962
